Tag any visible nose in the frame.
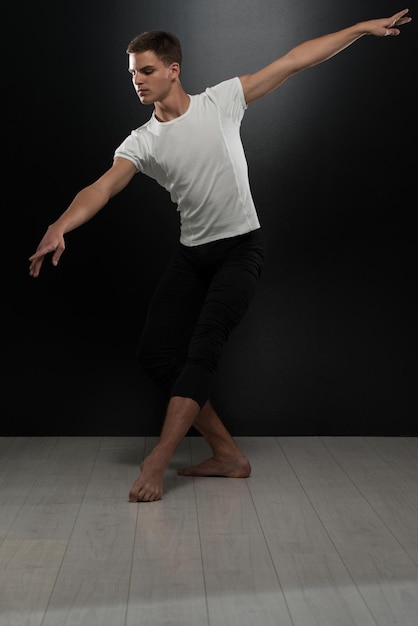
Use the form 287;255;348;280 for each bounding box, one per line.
132;71;142;86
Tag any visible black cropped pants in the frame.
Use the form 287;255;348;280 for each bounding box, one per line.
136;228;265;408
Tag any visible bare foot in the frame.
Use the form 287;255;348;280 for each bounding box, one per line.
128;453;166;502
177;456;251;478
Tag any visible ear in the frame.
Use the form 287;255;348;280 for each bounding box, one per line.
169;62;180;78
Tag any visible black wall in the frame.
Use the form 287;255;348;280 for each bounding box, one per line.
5;0;416;435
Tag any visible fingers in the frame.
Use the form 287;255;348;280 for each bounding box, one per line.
384;28;400;36
29;255;45;278
381;8;411;37
28;243;65;277
51;247;63;267
368;9;411;38
390;8;412;28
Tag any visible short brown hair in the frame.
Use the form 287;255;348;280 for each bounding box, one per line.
126;30;182;67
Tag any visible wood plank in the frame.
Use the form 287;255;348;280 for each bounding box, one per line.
365;436;418;485
0;437;60;502
84;438;147;499
0;538;67;626
41;498;136;626
321;436;418;562
279;436;418;626
41;437;102;476
241;437;376;626
0;437;59;461
201;533;293;626
127;438;209;626
191;437;293;626
1;436;417;626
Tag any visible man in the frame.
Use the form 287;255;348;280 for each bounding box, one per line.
29;9;411;501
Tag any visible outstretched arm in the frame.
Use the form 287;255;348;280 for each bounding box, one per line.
240;8;411;104
28;157;137;277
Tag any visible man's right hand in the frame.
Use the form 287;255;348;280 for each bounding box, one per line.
29;227;65;277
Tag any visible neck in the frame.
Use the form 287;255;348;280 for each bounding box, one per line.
154;85;190;122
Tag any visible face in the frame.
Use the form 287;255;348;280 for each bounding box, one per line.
128;50;178;105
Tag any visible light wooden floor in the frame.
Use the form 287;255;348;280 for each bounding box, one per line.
1;436;417;626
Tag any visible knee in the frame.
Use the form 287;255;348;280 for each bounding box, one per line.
136;339;180;396
136;340;162;378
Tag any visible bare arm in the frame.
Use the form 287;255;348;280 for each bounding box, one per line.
240;8;412;104
29;157;137;277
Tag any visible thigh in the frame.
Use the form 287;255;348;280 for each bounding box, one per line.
139;246;206;356
187;230;265;366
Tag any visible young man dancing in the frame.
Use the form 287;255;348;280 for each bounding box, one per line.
29;9;412;501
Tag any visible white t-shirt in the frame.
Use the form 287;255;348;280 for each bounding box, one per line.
114;76;260;246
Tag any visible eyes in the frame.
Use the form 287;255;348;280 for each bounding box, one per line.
129;68;155;77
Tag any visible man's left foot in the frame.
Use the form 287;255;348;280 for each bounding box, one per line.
177;456;251;478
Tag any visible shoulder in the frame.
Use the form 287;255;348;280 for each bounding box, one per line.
205;76;243;98
202;77;246;119
114;117;156;170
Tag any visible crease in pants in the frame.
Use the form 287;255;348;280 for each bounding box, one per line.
137;228;265;408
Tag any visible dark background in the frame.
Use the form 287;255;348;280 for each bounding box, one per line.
4;0;416;436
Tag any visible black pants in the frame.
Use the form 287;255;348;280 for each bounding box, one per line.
137;228;265;408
